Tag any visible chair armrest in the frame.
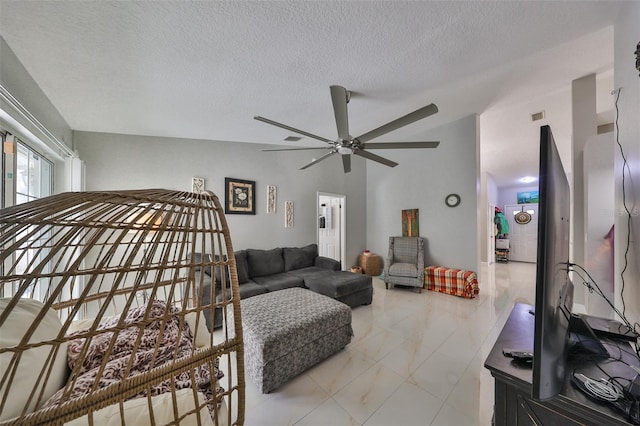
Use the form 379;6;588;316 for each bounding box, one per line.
384;237;395;276
314;256;341;271
417;238;425;285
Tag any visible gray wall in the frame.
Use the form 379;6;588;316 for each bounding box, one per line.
366;114;480;273
74;131;368;268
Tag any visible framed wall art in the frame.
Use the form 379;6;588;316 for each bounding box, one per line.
401;208;419;237
285;201;294;228
191;177;205;194
267;185;277;213
517;190;539;204
225;177;255;214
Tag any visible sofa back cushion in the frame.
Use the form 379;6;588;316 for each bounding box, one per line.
212;254;228;284
283;244;318;272
246;248;284;278
211;250;250;285
191;252;212;276
234;250;251;284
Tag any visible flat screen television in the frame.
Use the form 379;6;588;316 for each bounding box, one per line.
532;125;575;401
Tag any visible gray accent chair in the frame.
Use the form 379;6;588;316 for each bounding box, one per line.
384;236;425;292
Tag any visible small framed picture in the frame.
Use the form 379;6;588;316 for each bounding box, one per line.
192;177;205;194
225;178;255;215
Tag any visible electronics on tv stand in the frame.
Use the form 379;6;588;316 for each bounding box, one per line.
571;372;640;425
574;313;638;342
568;313;610;358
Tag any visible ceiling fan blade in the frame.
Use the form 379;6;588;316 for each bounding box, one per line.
356;103;438;143
330;85;350;141
363;141;440;149
342;154;351;173
299;150;337;170
354;150;398;168
262;147;330;152
254;116;333;144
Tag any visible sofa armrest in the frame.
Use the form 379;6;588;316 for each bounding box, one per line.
314;256;341;271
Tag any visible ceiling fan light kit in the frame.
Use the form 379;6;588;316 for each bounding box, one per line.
255;85;441;173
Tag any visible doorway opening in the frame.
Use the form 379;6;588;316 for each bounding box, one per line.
317;192;346;269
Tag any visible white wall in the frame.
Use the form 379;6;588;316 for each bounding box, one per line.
613;2;640;324
584;132;614;318
74;131;368;268
480;171;499;263
571;74;598;276
497;185;538;211
366;114;480;273
0;37;74;193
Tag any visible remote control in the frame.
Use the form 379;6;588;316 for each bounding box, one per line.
502;349;534;361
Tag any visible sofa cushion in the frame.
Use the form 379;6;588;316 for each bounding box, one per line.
234;250;250;284
283;244;317;272
392;237;419;264
246;248;284;278
252;273;304;292
210;253;228;284
216;281;267;302
191;252;212;276
389;262;418;278
0;298;69;421
210;250;250;285
287;266;331;280
208;280;266;330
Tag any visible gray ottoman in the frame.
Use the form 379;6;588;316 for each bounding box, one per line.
238;287;352;393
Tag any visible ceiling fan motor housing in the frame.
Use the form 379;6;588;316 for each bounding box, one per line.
337;145;353;155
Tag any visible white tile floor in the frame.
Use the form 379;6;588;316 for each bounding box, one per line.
236;261;536;425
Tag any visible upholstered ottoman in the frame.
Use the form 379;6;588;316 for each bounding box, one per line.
303;271;373;308
237;287;352;393
424;266;479;299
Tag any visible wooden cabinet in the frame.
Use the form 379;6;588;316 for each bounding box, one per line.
485;304;635;425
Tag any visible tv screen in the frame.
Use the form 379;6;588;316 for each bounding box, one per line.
532;125;574;401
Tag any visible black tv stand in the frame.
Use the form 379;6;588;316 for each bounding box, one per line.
485;303;639;425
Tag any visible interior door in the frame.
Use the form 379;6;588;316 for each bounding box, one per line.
317;193;345;267
504;203;539;263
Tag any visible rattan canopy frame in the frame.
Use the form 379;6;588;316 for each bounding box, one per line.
0;189;245;425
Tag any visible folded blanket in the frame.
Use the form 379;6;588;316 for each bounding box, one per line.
43;300;223;418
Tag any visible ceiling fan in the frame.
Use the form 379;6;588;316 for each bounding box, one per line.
254;85;440;173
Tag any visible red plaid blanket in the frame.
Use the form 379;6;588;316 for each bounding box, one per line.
424;266;479;299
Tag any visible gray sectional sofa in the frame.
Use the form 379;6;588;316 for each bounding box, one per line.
194;244;373;329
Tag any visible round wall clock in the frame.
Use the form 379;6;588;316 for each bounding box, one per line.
445;193;461;207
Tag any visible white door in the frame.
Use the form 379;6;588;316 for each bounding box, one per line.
504;203;539;263
317;193;345;268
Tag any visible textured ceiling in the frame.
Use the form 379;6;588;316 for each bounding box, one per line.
0;1;620;187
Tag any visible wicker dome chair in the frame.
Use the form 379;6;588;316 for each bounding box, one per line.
0;189;245;425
